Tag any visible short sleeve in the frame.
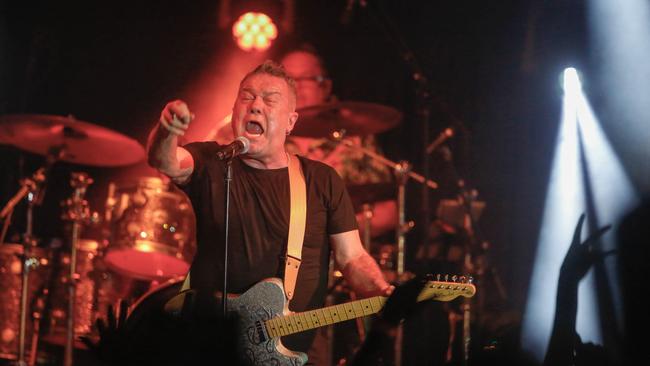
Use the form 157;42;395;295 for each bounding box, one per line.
324;164;359;235
177;141;219;195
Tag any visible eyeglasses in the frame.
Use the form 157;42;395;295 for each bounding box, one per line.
292;75;326;84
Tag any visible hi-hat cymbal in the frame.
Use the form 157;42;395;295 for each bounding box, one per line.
292;101;402;138
0;114;145;167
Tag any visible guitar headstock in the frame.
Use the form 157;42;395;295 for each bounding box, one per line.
417;274;477;302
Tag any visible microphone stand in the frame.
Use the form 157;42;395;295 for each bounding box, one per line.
221;156;234;318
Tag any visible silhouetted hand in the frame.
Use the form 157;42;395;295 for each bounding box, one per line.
80;300;130;364
559;214;612;285
348;276;427;366
544;214;612;366
378;275;427;326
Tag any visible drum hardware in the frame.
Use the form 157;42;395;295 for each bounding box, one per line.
0;114;145;364
330;131;434;277
332;131;438;191
329;129;436;366
28;285;49;366
60;172;94;366
0;244;51;365
0;160;55;366
425;127;454;155
360;203;373;252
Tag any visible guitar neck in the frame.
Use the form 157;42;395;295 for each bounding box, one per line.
264;280;475;338
265;295;386;338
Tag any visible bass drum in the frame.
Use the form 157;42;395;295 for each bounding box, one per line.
104;177;196;281
0;244;51;361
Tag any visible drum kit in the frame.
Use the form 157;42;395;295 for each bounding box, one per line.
0;114;196;366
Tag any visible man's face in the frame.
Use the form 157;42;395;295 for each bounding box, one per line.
231;73;298;160
281;51;331;109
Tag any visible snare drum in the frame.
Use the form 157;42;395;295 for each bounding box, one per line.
0;243;50;361
104;177;196;280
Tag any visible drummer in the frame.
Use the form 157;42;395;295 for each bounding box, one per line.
280;45;397;239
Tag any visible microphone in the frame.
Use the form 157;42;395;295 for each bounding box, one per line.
426;127;454;154
216;136;250;160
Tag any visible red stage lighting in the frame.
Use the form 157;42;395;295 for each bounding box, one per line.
232;12;278;52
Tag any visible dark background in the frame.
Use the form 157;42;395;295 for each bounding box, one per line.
1;0;646;362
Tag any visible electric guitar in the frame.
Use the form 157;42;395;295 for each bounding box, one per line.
166;275;476;366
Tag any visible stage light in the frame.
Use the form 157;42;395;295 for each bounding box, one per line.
588;0;650;187
232;11;278;52
522;67;587;363
523;67;638;362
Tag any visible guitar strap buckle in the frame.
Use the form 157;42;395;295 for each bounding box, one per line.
284;255;302;301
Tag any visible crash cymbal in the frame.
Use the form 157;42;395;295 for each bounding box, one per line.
292;101;401;138
0;114;145;167
346;182;396;212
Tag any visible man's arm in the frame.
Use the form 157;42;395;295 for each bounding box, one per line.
147;100;195;185
330;230;393;298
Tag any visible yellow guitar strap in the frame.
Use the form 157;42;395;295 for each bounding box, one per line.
174;153;306;302
284;153;306;301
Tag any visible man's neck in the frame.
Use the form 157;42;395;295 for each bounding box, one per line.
241;151;289;169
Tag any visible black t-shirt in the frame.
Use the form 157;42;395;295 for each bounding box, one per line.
179;141;358;351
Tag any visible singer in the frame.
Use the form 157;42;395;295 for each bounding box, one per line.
142;60;392;365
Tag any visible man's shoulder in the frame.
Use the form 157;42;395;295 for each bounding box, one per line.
296;154;338;176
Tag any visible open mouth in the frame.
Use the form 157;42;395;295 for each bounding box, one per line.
245;121;264;136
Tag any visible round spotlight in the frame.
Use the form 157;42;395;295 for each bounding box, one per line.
232;12;278;52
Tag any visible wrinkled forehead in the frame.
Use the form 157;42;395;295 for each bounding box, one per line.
239;73;296;107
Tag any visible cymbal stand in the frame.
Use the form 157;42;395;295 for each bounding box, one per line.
458;184;479;366
360;203;373;252
332;133;438;192
0;167;48;366
331;132;436;366
393;161;412;366
61;172;93;366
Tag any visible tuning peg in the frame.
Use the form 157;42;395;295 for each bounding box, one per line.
436;274;441;281
444;274;449;282
452;275;458;282
467;276;474;284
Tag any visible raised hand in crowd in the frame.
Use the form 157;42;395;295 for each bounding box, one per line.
543;214;612;366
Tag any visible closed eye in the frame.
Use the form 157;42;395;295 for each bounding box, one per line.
264;96;279;104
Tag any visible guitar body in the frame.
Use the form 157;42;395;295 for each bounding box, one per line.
229;278;308;366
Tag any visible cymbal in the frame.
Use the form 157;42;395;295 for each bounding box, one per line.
292;101;401;138
346;182;396;211
0;114;145;167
